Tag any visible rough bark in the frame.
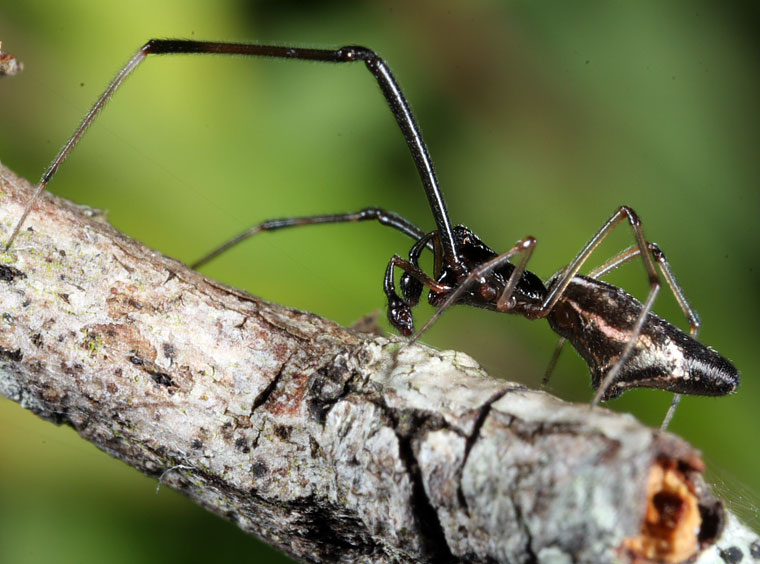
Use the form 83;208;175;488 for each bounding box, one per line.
0;161;756;563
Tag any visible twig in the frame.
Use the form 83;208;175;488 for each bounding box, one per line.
0;161;756;563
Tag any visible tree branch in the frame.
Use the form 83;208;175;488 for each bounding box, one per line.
0;161;756;563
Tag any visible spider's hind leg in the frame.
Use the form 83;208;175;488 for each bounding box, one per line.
534;207;662;407
586;242;700;429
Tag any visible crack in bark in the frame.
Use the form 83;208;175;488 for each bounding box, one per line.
507;420;586;448
457;386;517;513
314;347;458;562
394;422;455;563
373;401;455;563
250;357;290;412
307;352;361;425
311;347;468;561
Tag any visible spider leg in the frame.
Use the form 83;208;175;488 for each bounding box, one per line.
530;206;661;407
192;207;428;269
541;337;567;388
5;41;459;265
586;242;700;429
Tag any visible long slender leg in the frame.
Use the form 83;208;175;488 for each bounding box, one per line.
4;40;459;265
585;242;700;429
521;206;661;406
649;245;698;430
496;237;538;311
587;243;700;333
192;205;441;337
543;232;699;427
192;207;428;269
541;337;567;388
543;242;671;389
409;237;537;344
541;206;660;312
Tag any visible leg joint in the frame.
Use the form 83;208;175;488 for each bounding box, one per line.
618;205;641;226
648;242;667;263
337;45;376;62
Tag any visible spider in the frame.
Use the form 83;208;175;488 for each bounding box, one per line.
4;40;739;428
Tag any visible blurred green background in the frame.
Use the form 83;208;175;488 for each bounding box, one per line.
1;1;758;562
